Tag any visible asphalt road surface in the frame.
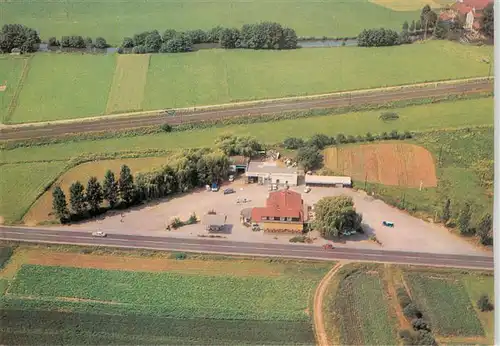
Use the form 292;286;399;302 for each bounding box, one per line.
0;80;492;141
0;227;493;270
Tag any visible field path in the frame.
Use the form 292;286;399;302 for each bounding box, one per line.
313;262;344;346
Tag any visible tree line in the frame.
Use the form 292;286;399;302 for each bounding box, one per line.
48;36;109;49
284;129;413;171
0;24;40;53
119;22;298;54
52;149;230;223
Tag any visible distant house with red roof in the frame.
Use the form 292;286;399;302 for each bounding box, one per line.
251;190;308;233
440;0;492;30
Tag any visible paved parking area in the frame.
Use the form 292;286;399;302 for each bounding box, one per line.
54;179;486;255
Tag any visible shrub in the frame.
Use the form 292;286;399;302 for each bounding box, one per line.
48;36;59;47
289;235;306;243
399;329;436;346
389;129;400;139
477;294;494;312
283;137;305;149
379;111;399;121
0;247;13;269
173;252;187;260
94;37;108;49
160;123;172;132
403;303;422;319
170;217;184;229
396;287;412;308
132;45;146;54
122;37;134;48
187;212;198;224
358;28;400;47
411;318;430;332
185;29;208;44
307;133;332;149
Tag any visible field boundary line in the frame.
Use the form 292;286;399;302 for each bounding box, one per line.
4;56;32;124
313;262;344;346
1;76;492;129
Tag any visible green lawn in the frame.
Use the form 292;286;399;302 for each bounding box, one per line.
405;272;484;337
2;263;330;344
0;57;25;122
10;54;116;123
462;274;495;341
143;41;492;110
3;0;419;45
331;268;396;345
0;97;493;164
0;162;67;223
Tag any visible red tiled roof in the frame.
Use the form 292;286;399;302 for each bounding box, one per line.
453;3;474;15
439;12;455;21
461;0;492;10
251;190;304;221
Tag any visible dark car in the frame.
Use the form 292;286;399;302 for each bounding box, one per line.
224;188;235;195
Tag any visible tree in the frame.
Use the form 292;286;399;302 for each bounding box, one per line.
133;31;153;46
103;170;119;208
0;24;41;53
52;186;69;221
421;5;438;38
402;21;409;32
281;27;298;49
216;135;262;158
219;28;241;48
122;37;134;48
308;134;333;149
185;29;207;44
86;176;103;213
481;3;494;38
410;20;416;32
357;28;400;47
207;26;224;43
415;20;422;31
433;20;449;39
118;165;135;205
159;34;192;53
458;201;472;235
132;45;146;54
144;30;162;53
477;213;493;245
477;294;493;312
48;36;59;47
162;29;178;42
69;181;86;215
441;198;451;224
313;196;363;238
84;36;93;48
94;37;108;49
296;146;323;171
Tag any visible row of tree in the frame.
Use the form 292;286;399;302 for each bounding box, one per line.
441;198;492;245
120;22;298;54
52;150;231;222
357;28;403;47
48;36;109;49
0;24;40;53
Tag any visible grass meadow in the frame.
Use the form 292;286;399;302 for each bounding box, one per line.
0;162;67;224
0;57;25;122
106;54;150;114
10;54;116;123
3;0;420;45
2;41;493;123
0;257;331;344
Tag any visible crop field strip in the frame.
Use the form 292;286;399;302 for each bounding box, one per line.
1;41;493;124
404;272;485;337
0;57;25;122
3;0;420;45
0;260;332;344
106;54;151;114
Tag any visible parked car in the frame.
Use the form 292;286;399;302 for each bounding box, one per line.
91;231;107;238
229;175;235;182
224;188;235;195
382;221;395;228
304;186;311;193
322;243;334;250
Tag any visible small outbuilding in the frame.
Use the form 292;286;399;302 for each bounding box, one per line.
305;175;352;188
202;213;227;232
245;161;299;186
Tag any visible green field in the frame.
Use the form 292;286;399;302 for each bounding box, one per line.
405;272;485;337
3;0;420;45
328;266;396;345
3;41;493;123
0;57;25;122
2;262;330;344
0;162;67;223
10;54;116;123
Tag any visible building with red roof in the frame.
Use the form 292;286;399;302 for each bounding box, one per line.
251;189;308;233
446;0;492;30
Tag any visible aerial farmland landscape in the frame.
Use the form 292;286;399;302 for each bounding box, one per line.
0;0;496;344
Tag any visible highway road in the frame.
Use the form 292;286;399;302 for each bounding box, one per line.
0;80;493;141
0;227;493;270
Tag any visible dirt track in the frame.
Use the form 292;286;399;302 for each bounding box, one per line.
0;80;492;141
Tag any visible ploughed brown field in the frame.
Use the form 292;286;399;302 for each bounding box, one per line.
323;143;437;188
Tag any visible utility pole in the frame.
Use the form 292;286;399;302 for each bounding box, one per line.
364;172;368;190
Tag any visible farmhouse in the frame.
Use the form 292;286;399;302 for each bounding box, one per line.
202;213;227;232
245;161;299;186
305;175;352;188
251;190;308;233
439;0;492;30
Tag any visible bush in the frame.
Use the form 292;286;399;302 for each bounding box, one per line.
283;137;305;149
379;111;399;121
95;37;108;49
399;329;436;346
48;36;59;47
396;287;412;308
185;29;208;44
289;235;307;243
477;294;494;312
307;133;333;149
170;217;184;229
159;36;192;53
160;123;172;132
358;28;400;47
122;37;134;48
0;247;13;269
187;212;198;225
403;303;422;319
173;252;187;260
60;35;86;48
411;318;430;332
132;45;147;54
0;24;41;53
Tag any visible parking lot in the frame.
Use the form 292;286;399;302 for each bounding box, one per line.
54;179;486;255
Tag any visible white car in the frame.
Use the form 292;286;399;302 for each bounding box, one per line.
91;231;107;238
304;186;311;193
